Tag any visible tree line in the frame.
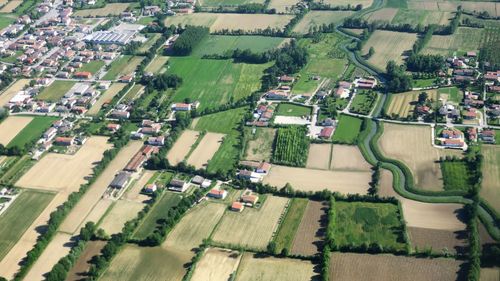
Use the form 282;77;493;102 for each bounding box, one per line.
171;26;209;56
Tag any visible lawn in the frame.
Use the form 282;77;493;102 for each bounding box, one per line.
137;16;155;25
273;198;308;254
333;201;407;250
7;116;59;148
0;50;22;64
438;87;461;103
37;80;76;102
413;78;437;88
191;35;285;57
103;55;141;80
0;14;15;29
440;160;472;192
332;115;363;144
0;189;55;260
349;91;377;115
168;57;270;111
275;103;312;117
78;60;105;74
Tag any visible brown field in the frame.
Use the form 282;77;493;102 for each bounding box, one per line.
379;123;462;190
74;3;130;17
0;0;8;7
0;116;33;145
145;56;169;74
0;79;29;107
293;11;354;34
166;130;201;166
163;202;226;252
66;241;106;281
213;196;289;250
123;170;154;203
480;268;500;281
366;8;398;22
244;127;276;162
191;248;241;281
264;165;370;194
0;0;21;12
386;90;438;118
408;227;467;254
268;0;299;13
236;253;317;281
480;145;500;213
330;144;372;171
58;141;143;234
306;143;332;170
16;136;111;192
99;200;145;235
408;1;499;17
120;56;144;77
329;252;464;281
362;30;418;71
319;0;373;8
186;132;225;169
291;200;327;256
87;83;126;116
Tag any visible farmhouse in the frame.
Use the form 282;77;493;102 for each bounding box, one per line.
143;183;157;193
107;123;121;132
54;136;74;146
110;171;131;189
207;189;227;199
319;127;334;139
231;201;244;212
442;139;464;148
169;179;189;192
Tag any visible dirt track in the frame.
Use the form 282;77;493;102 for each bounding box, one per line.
0;116;33;145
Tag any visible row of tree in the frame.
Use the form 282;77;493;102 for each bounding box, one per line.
171;26;209;56
406;54;445;73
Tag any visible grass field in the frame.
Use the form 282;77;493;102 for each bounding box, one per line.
244;127;276;162
0;116;32;146
100;200;145;235
275;103;312;117
293;11;354;34
87;83;126;116
332;115;363;144
103;55;143;80
0;13;15;29
385;89;438;118
365;8;398;22
291;200;327;256
191;35;285;57
440;161;472;192
481;145;500;213
78;60;105;74
169;57;269;110
144;56;169;74
138;33;161;54
186;132;225;170
191;248;242;281
423;27;484;56
0;189;54;260
199;0;265;6
273;198;308;254
391;9;452;26
37;80;76;102
349;90;377;115
438;87;461;103
122;84;144;103
236;253;317;281
74;3;130;17
362;30;418;71
6;116;58;148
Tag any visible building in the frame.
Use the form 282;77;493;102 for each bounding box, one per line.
231;201;244;212
143;183;157;193
442;139;464;148
191;175;204;185
85;31;135;45
208;189;227;199
54;136;74;146
441;129;461;139
110;171;131;189
255;162;271;174
73;71;92;79
147;136;165;146
171;103;191;111
107;123;121;132
480;130;495;144
319;127;334;139
241;194;259;206
169;179;188;192
110;110;130;119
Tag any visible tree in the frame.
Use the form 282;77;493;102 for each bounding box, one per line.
80;221;96;241
417;92;428;105
367;47;375;58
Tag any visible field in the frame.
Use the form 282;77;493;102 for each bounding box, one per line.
440;160;472;192
121;84;144;102
332;115;363;144
199;0;265;6
0;0;21;12
0;13;14;29
87;83;126;115
272;126;310;167
103;55;143;80
212;196;288;250
265;165;370;193
379;123;462;190
168;57;269;110
100;244;191;281
391;9;452;26
293;10;354;33
306;143;332;170
144;56;169;73
163;202;226;251
362;30;418;71
0;79;29;107
74;3;130;17
275;103;312;117
481;268;500;281
66;241;106;281
330;144;372;171
0;116;32;146
333;201;406;250
166;130;201;165
0;189;54;260
138;34;161;54
349;90;377;115
329;252;464;281
268;0;299;13
236;253;317;281
6;116;58;149
123;170;154;204
244;127;276;162
191;248;241;281
407;1;500;17
37;80;76;102
186;132;225;169
423;27;484;56
78;60;105;74
191;35;285;57
365;8;398;22
385;89;438;118
481;145;500;212
438;87;461;103
99;200;145;235
291;200;327;256
273;198;308;254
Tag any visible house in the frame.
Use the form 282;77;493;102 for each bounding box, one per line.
466;51;477;57
54;136;74;146
110;110;130;119
266;90;289;100
171;103;191;111
467;127;477;141
416;105;430;115
237;169;260;180
279;75;295;83
256;162;271;174
442;139;464;148
147;136;165;146
143;183;157;193
119;75;133;83
241;194;259;206
191;175;204;185
107;123;121;132
43;127;57;141
480;130;496;144
124;151;147;172
231;201;244;212
319;127;334;139
441;129;461;139
208;189;227;199
73;71;92;79
169;179;189;192
110;171;130;189
462;109;476;120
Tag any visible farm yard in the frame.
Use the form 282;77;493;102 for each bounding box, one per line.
362;30;418;71
293;11;354;34
385;89;438;118
291;200;327;256
481;145;500;212
73;3;131;17
272;126;310;167
166;130;201;166
236;253;317;281
190;248;242;281
87;83;126;116
244;127;276;162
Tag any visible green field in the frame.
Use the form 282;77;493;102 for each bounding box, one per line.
169;57;270;111
138;33;161;53
272;126;310;167
37;80;76;102
78;60;105;74
440;161;472;192
7;116;59;148
0;14;15;29
438;87;461;103
332;115;363;144
122;84;144;102
275;103;312;117
386;0;407;8
413;78;436;88
349;91;377;115
103;55;135;80
137;16;155;25
333;201;406;250
0;189;55;260
273;198;308;254
191;35;285;57
199;0;265;6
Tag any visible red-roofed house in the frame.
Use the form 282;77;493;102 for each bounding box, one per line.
319;127;334;139
208;189;227;199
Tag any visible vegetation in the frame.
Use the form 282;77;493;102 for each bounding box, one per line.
172;26;210;56
406;54;445;73
332;115;363;144
6;116;58;150
440;160;473;192
386;61;413;93
272;198;308;255
37;81;76;102
272;126;310;167
275;103;312;117
349;91;377;115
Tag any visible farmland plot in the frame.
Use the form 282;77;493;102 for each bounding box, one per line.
74;3;130;16
199;0;265;6
331;144;372;171
268;0;300;13
192;35;285;57
0;0;21;12
123;170;154;203
166;130;201;166
362;30;418;71
144;56;169;73
0;116;32;145
481;145;500;212
272;126;310;167
273;198;308;253
293;11;354;34
87;83;126;116
306;143;332;170
6;116;58;149
423;27;484;56
236;253;317;281
66;241;106;281
99;200;145;235
365;8;398;22
385;89;438;118
316;0;373;8
291;200;327;256
244;127;276;162
186;132;225;169
191;248;242;281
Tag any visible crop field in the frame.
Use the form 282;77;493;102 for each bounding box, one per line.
138;34;161;54
6;116;58;149
408;1;499;17
331;144;371;171
191;35;285;57
244;127;276;162
423;27;484;55
166;130;201;166
0;0;21;12
408;227;467;254
306;143;332;170
122;84;144;102
385;89;438;118
268;0;299;13
440;160;472;192
212;196;288;250
391;9;452;26
264;165;370;194
332;115;363;144
293;11;354;34
199;0;265;6
74;3;130;17
163;202;226;251
0;116;32;145
272;126;310;167
273;198;308;254
329;252;464;281
365;8;398;22
362;30;418;70
0;189;54;260
291;200;327;256
100;200;145;235
87;83;126;116
349;90;377;115
481;268;500;281
275;103;312;117
100;244;191;281
169;57;269;110
103;55;143;80
0;79;29;107
78;60;105;74
481;145;500;212
317;0;373;8
144;56;169;73
191;248;241;281
37;80;76;102
66;241;106;281
186;132;225;170
236;253;317;281
379;123;463;190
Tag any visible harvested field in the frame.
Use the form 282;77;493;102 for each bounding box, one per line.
166;130;201;166
481;145;500;212
330;144;371;171
481;268;500;281
264;165;370;194
306;143;332;170
236;253;317;281
318;0;373;8
291;200;327;256
365;8;398;22
0;116;32;145
385;89;438;118
329;252;465;281
66;241;106;281
144;56;169;73
423;27;483;56
213;196;289;250
0;79;29;107
123;170;154;203
244;127;276;162
408;1;499;17
186;132;225;169
268;0;299;13
379;123;462;190
87;83;126;116
0;0;21;13
362;30;418;71
293;11;353;34
408;227;467;254
191;248;241;281
100;200;145;235
58;141;143;234
163;202;226;252
74;3;130;17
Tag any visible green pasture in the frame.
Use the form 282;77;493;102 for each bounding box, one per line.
191;35;285;57
37;80;76;102
276;103;312;117
273;198;308;254
332;115;363;144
